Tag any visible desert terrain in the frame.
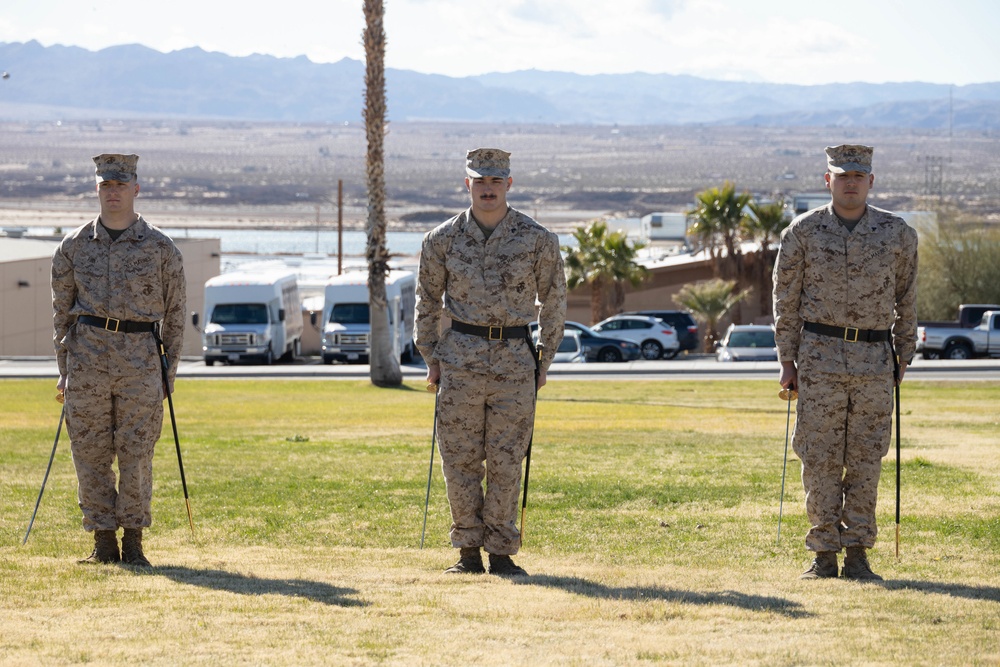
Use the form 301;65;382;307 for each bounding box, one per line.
1;120;998;231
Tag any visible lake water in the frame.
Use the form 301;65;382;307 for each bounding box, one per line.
18;226;580;270
166;227;430;257
176;227;581;257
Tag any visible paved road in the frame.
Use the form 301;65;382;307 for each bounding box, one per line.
2;355;998;382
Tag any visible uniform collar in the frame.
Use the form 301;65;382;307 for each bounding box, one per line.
822;203;875;235
89;214;148;241
463;206;513;241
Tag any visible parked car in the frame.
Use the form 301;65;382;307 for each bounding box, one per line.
530;321;642;363
552;330;586;363
591;315;680;360
715;324;777;362
624;310;699;353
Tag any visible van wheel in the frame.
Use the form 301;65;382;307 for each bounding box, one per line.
205;359;215;366
265;346;274;365
401;342;414;364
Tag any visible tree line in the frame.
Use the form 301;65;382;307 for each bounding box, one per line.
564;182;1000;352
564;181;787;351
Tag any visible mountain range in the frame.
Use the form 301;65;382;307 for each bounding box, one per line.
2;40;1000;129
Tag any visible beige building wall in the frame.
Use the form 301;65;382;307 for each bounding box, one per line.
566;257;716;326
177;238;222;357
0;253;56;355
0;237;220;358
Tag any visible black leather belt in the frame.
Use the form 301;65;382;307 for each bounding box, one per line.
78;315;157;334
804;321;890;343
451;321;530;341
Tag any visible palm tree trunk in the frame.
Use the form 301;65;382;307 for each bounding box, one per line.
590;279;603;325
363;0;401;387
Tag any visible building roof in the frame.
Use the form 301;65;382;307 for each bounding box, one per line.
0;237;59;262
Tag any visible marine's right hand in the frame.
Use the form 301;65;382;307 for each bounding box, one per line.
57;375;67;393
426;363;441;387
779;361;797;393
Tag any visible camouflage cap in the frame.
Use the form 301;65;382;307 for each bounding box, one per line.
825;144;873;174
465;148;511;179
93;153;139;183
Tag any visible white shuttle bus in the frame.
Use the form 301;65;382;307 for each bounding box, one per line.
319;270;416;364
195;271;304;365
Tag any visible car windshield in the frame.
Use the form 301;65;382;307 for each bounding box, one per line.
557;336;579;353
331;303;369;324
728;331;775;348
566;322;600;337
210;303;268;325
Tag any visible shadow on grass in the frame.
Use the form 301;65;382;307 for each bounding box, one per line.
515;574;811;618
155;566;368;607
874;579;1000;603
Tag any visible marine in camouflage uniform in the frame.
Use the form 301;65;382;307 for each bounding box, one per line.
51;153;186;567
772;145;918;581
415;148;567;577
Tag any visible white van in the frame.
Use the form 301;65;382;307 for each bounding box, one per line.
319;270;416;364
195;271;304;365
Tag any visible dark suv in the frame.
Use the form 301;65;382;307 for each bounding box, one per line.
624;310;700;352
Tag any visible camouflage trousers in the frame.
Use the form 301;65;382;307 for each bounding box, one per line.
66;369;163;532
437;361;536;555
793;370;893;552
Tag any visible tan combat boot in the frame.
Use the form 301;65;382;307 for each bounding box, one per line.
842;546;882;581
444;547;485;574
487;553;528;577
121;528;152;568
79;529;120;564
799;551;838;579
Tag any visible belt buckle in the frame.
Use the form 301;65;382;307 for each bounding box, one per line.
844;327;859;343
105;317;121;332
488;326;503;341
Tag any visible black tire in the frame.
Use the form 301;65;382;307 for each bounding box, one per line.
597;346;622;363
640;340;663;360
204;359;215;366
264;346;274;365
401;341;414;364
943;341;972;360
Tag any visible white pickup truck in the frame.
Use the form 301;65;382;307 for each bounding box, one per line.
916;310;1000;360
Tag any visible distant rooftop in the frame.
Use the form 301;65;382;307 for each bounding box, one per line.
0;236;59;262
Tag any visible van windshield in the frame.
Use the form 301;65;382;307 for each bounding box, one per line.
211;303;268;325
331;303;369;325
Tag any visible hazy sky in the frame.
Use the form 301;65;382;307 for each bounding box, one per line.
3;0;999;85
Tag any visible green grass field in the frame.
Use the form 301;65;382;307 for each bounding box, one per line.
1;378;998;666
